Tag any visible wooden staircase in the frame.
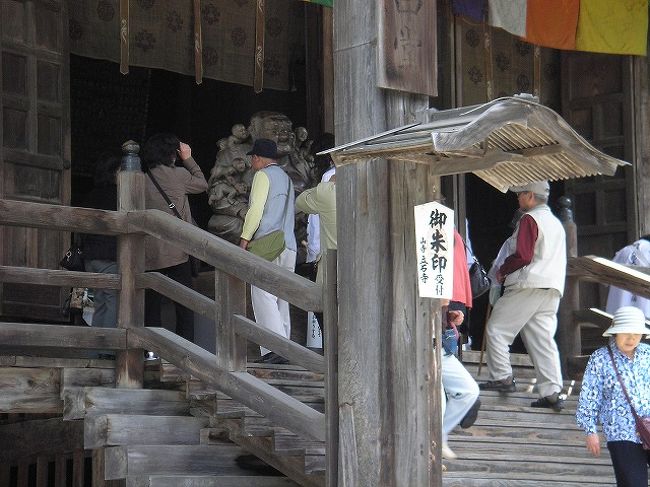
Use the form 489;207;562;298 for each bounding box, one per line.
63;365;304;487
444;351;617;486
66;353;620;487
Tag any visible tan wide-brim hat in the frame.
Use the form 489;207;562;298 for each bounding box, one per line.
603;306;650;338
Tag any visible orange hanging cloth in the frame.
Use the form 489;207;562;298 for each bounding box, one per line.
524;0;579;50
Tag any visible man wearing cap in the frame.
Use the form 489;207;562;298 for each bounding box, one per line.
239;138;297;364
480;180;567;412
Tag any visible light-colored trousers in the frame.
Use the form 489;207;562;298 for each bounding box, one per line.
441;353;480;442
251;248;297;356
486;287;563;398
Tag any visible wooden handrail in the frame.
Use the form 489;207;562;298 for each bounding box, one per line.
0;199;127;235
0;265;121;289
567;255;650;299
232;314;325;373
0;323;126;349
127;210;322;312
128;327;326;442
135;272;214;320
0;199;321;311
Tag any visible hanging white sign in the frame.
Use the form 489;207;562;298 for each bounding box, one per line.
414;201;454;299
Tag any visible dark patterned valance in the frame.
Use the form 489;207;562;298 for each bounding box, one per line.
68;0;304;90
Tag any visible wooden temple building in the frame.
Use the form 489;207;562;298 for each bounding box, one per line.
2;1;650;486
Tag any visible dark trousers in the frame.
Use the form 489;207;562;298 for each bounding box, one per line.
145;260;194;342
608;440;650;486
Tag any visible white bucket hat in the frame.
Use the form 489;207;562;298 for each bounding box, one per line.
603;306;650;337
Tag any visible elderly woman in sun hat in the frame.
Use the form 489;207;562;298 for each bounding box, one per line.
576;306;650;486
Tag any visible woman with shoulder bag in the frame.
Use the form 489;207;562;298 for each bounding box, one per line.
142;133;208;343
576;306;650;486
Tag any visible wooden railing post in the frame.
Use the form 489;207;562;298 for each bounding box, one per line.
324;249;338;487
214;271;247;371
116;140;145;388
557;195;581;377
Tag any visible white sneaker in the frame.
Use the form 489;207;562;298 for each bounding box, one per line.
441;443;457;460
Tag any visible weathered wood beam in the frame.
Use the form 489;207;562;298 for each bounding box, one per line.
323;250;338;487
127;210;322;312
0;323;126;349
0;199;126;234
127;327;326;441
429;151;528;177
104;444;249;479
232;314;324;373
0;265;121;289
62;387;189;420
0;367;62;413
0;417;83;463
568;255;650;298
214;271;247;372
135;272;214;320
84;414;208;449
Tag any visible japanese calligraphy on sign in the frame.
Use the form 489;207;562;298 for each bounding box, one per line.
414;201;454;299
377;0;438;96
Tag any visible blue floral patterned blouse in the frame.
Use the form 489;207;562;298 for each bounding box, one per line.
576;341;650;443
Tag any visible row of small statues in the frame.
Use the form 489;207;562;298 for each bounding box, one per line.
207;111;322;245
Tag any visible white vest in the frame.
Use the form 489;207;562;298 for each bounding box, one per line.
503;204;566;296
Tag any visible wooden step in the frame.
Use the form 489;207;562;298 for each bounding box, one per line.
63;387;189;419
84;414;209;448
443;459;615;484
450;423;587;445
446;441;610;463
126;476;299;487
221;419;324;487
443;476;615;486
104;444;251;479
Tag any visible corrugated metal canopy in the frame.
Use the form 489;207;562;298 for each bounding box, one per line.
325;96;629;192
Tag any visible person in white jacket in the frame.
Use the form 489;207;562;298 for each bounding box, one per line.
606;237;650;318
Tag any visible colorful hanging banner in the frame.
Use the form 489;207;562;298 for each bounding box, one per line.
524;0;579;51
575;0;648;56
451;0;649;56
488;0;526;38
451;0;487;23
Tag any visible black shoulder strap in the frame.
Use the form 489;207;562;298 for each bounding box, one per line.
147;171;182;220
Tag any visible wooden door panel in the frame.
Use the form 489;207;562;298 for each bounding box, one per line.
561;52;635;311
1;0;28;45
1;0;71;321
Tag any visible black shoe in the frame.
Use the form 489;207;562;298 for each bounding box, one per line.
479;376;516;392
531;393;565;412
460;398;481;428
254;352;289;365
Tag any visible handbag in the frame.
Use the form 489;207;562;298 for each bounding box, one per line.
60;234;84;271
248;230;286;261
147;171;202;277
247;177;290;262
607;345;650;449
461;237;491;298
469;257;491;298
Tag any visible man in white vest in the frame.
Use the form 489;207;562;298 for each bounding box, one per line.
479;181;567;412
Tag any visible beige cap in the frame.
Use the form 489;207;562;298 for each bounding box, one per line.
509;180;550;196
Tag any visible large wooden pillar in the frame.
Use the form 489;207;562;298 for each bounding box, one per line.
334;2;442;485
633;49;650;237
116;140;145;388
